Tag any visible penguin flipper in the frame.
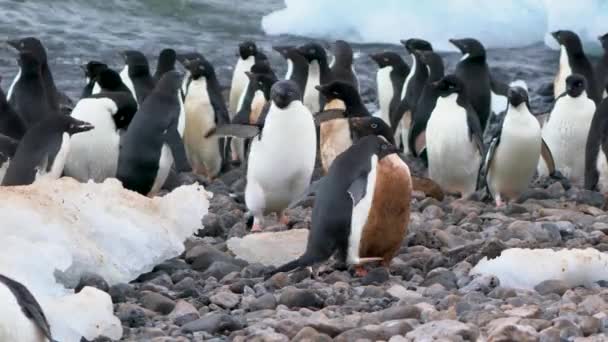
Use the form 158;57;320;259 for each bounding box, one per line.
255;101;272;127
347;175;368;206
210;92;230;126
165;123;192;173
389;99;410;134
541;138;556;176
287;177;326;209
206;124;261;139
479;133;501;193
314;109;345;126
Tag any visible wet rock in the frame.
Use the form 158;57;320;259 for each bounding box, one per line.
116;303;148;328
534;279;569;296
109;283;135;303
153;258;191;275
249;293;277;311
210;291;240;309
360;267;390;285
279;288;324;309
181;313;243;334
140;291;176;314
406;320;479;341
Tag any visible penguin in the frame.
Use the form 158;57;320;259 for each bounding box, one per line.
265;135;410;278
552;30;601;104
2;115;94;186
481;86;556;207
0;134;19;183
297;42;332;112
407;50;445;158
116;71;191;196
179;56;230;178
330;40;359;91
7;37;73;114
0;75;26;140
425;75;484;197
210;81;317;232
80;61;108;98
154;48;177;82
119;50;155;105
95;68;133;94
273;45;309;96
584;95;608;192
229;41;259;114
63;89;137;183
391;39;433;151
539;74;596;185
10;52;55;128
596;33;608;99
369;52;409;127
0;274;57;342
449;38;492;130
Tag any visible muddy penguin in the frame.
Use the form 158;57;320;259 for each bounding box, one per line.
120;50;155;105
298;42;332;112
266;135;411;278
370;52;409;128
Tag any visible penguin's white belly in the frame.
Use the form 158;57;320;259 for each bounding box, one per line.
149;144;173;196
348;155;378;265
400;55;415;100
177;90;186;137
490;90;508;115
554;46;572;98
303;61;320;112
0;284;46;342
539;97;595;184
91;82;101;95
229;56;255;114
184;79;221;177
64;99;120;182
119;66;137;102
596;149;608;193
376;66;393;126
6;68;21;101
426;95;480;196
36;133;71;182
0;160;9;184
246;102;317;214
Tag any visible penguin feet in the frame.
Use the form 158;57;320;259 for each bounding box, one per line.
354;266;368;277
495;195;506;208
251;223;263;233
279;213;290;226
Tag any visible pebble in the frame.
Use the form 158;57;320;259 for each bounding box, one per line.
278;288;324;309
140;292;177;315
210;291;240;309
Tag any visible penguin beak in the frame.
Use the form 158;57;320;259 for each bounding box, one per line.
369;53;382;64
449;39;466;53
430;80;442;89
551;31;561;42
7;39;20;50
507;88;526;107
72;121;95;134
314;85;326;94
272;45;291;57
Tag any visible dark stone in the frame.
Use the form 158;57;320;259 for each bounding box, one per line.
174;277;197;292
567;188;605;207
198;213;225;238
534;279;569;296
421;268;458;290
289;268;313;284
109;283;135;303
334;328;383;342
278;288;324;309
140;291;176;314
249;293;277;311
360;267;390;285
230;279;256;294
116;303;147;328
75;272;109;293
134;270;168;283
181;313;243;334
240;263;268;278
202;261;242;281
153;259;190;275
220;212;241;231
378;305;422;322
174;313;199;326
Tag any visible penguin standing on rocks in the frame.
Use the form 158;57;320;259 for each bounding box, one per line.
229;41;260;114
0;274;57;342
0;134;19;183
273;45;309;96
117;71;191;196
449;38;492;130
154;48;177;82
80;61;107;98
596;33;608;99
119;50;155;105
552;30;601;104
585;95;608;192
0;76;26;140
298;42;332;112
539;74;596;185
2;115;94;186
369;52;409;128
330;40;359;91
481;86;556;206
266;135;411;278
425;75;484;197
180;56;230;178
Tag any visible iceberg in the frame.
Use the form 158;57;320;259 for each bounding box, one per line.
262;0;607;54
0;178;210;341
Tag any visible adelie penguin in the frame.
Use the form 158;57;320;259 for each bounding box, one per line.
481;86;556;207
266;135;411;279
154;48;177;82
229;41;261;114
539;74;596;185
120;50;155;105
0;75;26;140
80;60;108;98
298;42;332;112
2;115;94;186
0;134;19;183
273;45;308;96
369;52;409;128
330;40;359;92
210;80;317;232
117;71;191;196
180;56;230;178
425;75;484;197
584;92;608;192
596;33;608;99
552;30;601;104
0;273;57;342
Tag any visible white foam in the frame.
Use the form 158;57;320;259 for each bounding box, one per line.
0;178;210;341
263;0;607;53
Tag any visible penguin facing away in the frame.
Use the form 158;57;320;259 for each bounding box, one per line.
425;75;484;197
11;52;55;128
596;33;608;99
539;74;596;185
81;61;108;98
0;274;57;342
297;42;332;112
584;96;608;192
154;48;177;82
2;115;94;186
120;50;155;105
265;135;411;279
369;52;410;127
0;75;27;140
0;134;19;183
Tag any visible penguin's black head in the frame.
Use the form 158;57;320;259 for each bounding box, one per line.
297;43;327;63
96;68;124;91
7;37;47;63
565;74;587;98
350;117;395;145
273;45;294;58
358;135;400;160
401;39;433;54
81;61;108;80
507;86;529;108
239;41;257;59
157;48;177;69
246;71;276;96
333;40;354;62
552;30;583;53
271;80;301;109
182;56;214;80
62;116;95;136
315;80;358;103
449;38;486;58
122;50;150;75
415;50;444;77
250;60;277;80
599;33;608;50
177;52;204;65
18;52;41;75
155;70;183;94
431;75;464;97
370;52;403;69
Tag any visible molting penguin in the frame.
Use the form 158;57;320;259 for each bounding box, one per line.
273;45;309;96
370;52;409;127
0;274;57;342
2;115;94;186
229;41;260;114
391;39;433;151
81;61;107;98
116;71;191;196
539;74;596;185
596;33;608;99
266;135;411;278
449;38;492;130
330;40;359;91
425;75;483;197
0;76;26;140
481;86;555;206
0;134;19;183
119;50;155;105
552;30;601;104
7;37;73;114
584;95;608;192
298;42;332;112
154;48;177;82
180;56;230;178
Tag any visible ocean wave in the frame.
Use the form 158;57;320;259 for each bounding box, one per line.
262;0;607;53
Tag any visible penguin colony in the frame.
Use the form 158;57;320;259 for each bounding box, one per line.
1;30;608;339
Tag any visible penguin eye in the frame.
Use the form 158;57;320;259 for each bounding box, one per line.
371;123;378;129
384;58;389;62
20;42;25;48
258;81;263;87
332;91;339;96
249;46;254;51
381;144;388;150
309;49;315;54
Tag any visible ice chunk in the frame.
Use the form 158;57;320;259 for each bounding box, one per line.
227;229;308;267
